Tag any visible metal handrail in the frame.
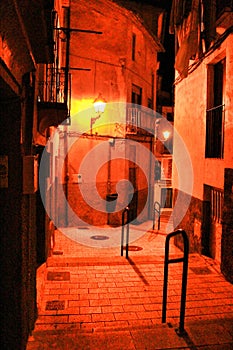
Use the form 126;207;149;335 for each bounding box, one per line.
152;201;161;230
121;207;130;259
162;229;189;335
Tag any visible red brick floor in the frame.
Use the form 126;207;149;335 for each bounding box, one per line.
27;219;233;349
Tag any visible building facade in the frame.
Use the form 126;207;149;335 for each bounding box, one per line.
171;0;233;282
54;0;165;228
0;0;172;347
0;0;69;348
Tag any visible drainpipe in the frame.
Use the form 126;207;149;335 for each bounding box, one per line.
63;6;70;227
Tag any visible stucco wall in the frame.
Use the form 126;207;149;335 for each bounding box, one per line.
57;0;160;227
221;168;233;283
173;34;233;262
65;136;152;226
173;63;207;201
70;0;159;118
174;34;233;201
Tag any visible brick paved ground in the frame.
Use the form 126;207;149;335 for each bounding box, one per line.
27;218;233;349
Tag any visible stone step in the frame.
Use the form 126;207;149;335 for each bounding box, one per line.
27;322;188;350
27;318;233;350
34;318;167;333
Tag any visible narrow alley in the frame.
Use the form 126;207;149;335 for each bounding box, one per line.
27;216;233;349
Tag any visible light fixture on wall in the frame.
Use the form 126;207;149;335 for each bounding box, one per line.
161;130;170;141
155;119;171;142
90;93;107;135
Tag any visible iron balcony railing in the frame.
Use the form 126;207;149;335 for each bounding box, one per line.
38;67;71;107
205;104;225;159
126;108;141;134
126;108;156;135
210;187;223;223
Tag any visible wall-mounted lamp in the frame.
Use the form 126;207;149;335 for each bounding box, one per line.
162;130;170;141
91;93;107;134
155;119;171;142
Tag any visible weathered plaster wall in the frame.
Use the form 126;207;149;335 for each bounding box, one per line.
173;63;207;201
221;168;233;283
70;0;159;118
65;136;151;226
58;0;160;226
174;35;233;200
173;34;233;263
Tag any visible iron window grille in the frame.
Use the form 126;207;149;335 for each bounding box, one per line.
205;104;225;158
126;108;141;134
210;187;223;223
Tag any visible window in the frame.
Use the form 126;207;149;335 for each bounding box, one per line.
160;158;172;180
161;188;173;208
154;160;161;181
148;98;152;109
166;112;174;122
126;84;142;133
132;33;136;61
210;187;223;223
205;59;225;158
131;84;142;105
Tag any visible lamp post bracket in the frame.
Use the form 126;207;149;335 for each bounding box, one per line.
69;67;91;71
54;27;102;35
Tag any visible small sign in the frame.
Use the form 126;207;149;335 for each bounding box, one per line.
0;155;8;188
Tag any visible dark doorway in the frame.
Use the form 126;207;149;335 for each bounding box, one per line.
203;184;223;259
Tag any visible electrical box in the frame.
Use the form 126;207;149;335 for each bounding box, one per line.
23;156;38;194
72;173;82;184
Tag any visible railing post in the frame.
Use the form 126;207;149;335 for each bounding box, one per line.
162;229;189;335
153;201;161;230
121;207;130;258
162;233;170;323
179;231;189;334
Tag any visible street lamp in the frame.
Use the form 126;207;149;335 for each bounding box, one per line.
161;130;171;142
155;118;171;142
90;93;107;135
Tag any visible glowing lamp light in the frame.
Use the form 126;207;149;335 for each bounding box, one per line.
162;130;170;141
91;93;107;135
93;93;107;114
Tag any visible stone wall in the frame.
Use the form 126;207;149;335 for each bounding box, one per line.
173;189;203;254
221;168;233;283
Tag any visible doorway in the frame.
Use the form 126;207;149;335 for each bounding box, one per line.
203;184;223;260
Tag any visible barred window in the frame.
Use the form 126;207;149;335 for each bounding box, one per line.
210;187;223;223
132;33;136;61
205;60;225;159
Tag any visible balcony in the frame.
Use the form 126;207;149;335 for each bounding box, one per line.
126;107;156;135
216;0;233;34
37;67;70;135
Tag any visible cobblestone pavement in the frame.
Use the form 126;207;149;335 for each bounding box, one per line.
27;218;233;349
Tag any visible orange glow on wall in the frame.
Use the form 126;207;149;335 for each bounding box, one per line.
62;134;149;226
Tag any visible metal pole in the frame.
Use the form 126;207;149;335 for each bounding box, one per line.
121;210;125;256
126;218;129;259
178;233;189;334
153;201;161;230
63;6;70;227
162;236;169;323
121;207;130;258
162;229;189;335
